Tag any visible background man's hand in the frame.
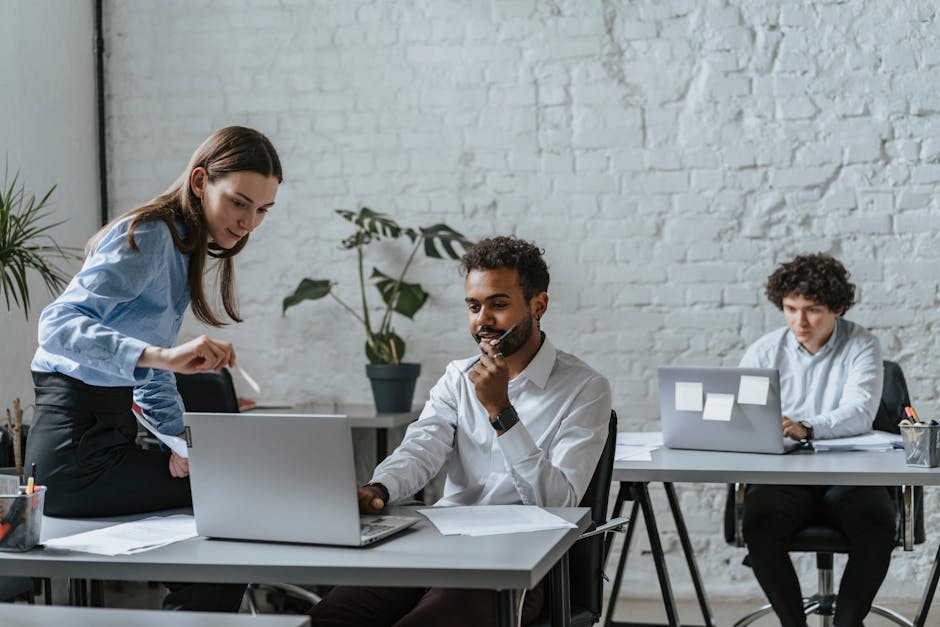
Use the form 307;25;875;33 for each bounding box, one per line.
357;484;386;514
782;415;808;441
468;339;511;418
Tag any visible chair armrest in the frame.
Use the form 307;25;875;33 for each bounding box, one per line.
578;516;630;540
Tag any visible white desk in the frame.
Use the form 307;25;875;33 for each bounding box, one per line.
0;604;311;627
607;444;940;627
0;506;590;627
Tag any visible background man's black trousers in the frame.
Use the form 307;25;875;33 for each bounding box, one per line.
743;484;896;627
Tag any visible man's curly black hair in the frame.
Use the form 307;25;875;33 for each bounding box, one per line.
459;236;549;300
765;253;855;314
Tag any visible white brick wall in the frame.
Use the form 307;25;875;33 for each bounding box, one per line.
104;0;940;604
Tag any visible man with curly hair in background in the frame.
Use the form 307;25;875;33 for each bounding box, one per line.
739;253;894;627
308;235;612;626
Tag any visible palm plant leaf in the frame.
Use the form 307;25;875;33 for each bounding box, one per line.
371;268;427;319
419;224;473;259
338;207;403;246
0;167;77;317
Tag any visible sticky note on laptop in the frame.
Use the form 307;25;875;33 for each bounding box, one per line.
703;393;735;421
737;375;770;405
675;382;703;412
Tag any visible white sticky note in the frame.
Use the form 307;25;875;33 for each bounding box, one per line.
738;375;770;405
675;382;703;412
703;393;735;421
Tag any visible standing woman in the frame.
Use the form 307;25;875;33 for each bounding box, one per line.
26;126;282;520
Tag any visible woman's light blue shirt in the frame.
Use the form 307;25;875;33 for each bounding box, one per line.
32;216;191;435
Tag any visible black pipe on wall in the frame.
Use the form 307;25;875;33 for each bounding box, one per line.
94;0;108;226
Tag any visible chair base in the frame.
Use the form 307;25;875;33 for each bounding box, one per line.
733;596;913;627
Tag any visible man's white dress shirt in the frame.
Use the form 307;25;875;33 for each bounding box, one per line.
739;318;883;439
371;335;612;507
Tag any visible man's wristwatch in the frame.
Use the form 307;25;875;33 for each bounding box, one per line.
798;421;815;441
490;405;520;432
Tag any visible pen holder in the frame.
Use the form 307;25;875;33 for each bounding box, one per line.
0;486;45;551
900;424;940;468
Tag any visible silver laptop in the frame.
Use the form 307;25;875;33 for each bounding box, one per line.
183;412;419;546
658;366;804;454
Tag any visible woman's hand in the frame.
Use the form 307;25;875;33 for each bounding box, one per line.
138;335;236;374
168;452;190;478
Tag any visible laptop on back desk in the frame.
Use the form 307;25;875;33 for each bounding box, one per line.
658;366;803;454
184;412;418;546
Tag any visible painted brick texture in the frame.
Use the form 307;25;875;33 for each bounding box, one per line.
104;0;940;603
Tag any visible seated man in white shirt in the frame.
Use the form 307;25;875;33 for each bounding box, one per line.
309;236;612;627
739;253;894;627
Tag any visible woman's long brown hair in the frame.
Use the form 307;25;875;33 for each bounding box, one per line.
87;126;282;327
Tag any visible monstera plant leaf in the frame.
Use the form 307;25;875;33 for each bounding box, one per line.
371;268;427;319
282;278;333;313
419;224;473;259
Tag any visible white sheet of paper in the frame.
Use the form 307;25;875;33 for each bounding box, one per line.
738;375;770;405
44;515;197;556
616;431;664;447
675;382;704;412
418;505;576;536
812;431;902;452
133;408;188;458
615;444;656;462
703;393;735;421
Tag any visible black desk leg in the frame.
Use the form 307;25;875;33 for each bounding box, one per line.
68;578;87;606
547;551;572;627
663;483;715;627
604;498;641;627
636;482;682;626
496;588;521;627
914;540;940;627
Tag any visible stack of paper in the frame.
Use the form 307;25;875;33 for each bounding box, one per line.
615;431;663;462
812;431;902;452
418;506;576;536
44;515;197;555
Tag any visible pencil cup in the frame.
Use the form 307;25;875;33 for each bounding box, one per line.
0;486;45;551
900;424;940;468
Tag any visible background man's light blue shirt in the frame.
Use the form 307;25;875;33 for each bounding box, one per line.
739;317;883;439
32;217;190;435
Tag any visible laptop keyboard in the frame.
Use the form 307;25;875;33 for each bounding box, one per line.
359;515;416;541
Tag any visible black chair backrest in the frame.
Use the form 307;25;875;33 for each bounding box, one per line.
175;369;240;413
873;360;910;434
568;409;618;616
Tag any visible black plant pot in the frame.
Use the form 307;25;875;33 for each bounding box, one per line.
365;363;421;413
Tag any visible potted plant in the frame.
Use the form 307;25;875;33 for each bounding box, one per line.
0;165;76;477
283;207;472;412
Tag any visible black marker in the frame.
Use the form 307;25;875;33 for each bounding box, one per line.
463;325;518;373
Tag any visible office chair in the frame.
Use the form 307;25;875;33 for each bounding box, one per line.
724;360;925;627
175;370;240;413
532;410;623;627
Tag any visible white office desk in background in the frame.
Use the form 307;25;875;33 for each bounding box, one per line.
607;441;940;627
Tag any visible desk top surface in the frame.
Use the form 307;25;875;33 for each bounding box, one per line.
0;605;311;627
614;445;940;486
0;506;589;590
